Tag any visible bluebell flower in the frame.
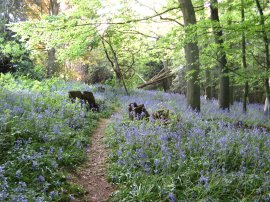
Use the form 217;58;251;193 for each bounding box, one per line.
11;194;28;202
49;147;55;154
52;125;60;135
35;197;44;202
168;193;177;202
154;159;159;166
49;191;59;199
15;169;22;179
32;161;38;169
38;175;45;183
0;166;5;176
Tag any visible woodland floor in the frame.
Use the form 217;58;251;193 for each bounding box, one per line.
72;118;114;202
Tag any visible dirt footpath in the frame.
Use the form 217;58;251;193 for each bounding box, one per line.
72;118;114;202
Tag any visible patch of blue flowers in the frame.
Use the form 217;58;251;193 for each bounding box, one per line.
106;89;270;201
0;74;114;201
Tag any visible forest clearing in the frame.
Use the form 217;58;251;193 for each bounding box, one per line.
1;0;270;201
1;74;270;201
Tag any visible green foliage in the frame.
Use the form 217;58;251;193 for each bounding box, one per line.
0;32;44;79
0;74;116;201
5;0;270;95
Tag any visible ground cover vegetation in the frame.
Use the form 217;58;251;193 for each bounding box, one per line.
0;73;116;201
1;0;270;201
106;89;270;201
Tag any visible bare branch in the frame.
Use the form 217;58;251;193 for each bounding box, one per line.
117;29;160;39
15;6;181;30
159;16;183;26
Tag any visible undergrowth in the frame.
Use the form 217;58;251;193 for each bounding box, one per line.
105;89;270;201
0;73;116;201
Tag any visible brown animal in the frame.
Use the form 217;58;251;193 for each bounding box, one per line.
68;91;99;111
128;102;150;120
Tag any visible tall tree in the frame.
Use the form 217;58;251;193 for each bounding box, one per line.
100;34;129;95
241;0;248;112
178;0;200;111
210;0;230;110
255;0;270;114
47;0;59;77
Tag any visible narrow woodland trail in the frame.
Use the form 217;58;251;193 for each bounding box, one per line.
72;118;114;202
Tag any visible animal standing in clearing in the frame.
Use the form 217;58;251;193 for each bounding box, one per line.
68;91;99;111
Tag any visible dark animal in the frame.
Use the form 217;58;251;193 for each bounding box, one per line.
68;91;99;111
128;102;150;120
69;91;83;101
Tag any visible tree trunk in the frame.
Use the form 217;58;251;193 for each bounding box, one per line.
205;69;212;99
47;0;59;78
230;85;234;105
210;0;230;110
178;0;200;111
255;0;270;115
102;37;129;96
211;84;216;99
49;0;59;16
241;0;248;112
113;55;129;96
227;1;234;106
47;48;56;77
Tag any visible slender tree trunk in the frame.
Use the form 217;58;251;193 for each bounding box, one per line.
102;37;129;96
255;0;270;114
241;0;249;112
100;36;129;95
47;0;59;78
230;85;234;105
205;69;212;99
210;0;230;110
211;84;216;99
47;48;56;77
178;0;200;111
227;3;234;106
113;55;129;96
211;69;218;99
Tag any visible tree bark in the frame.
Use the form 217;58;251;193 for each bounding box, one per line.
178;0;200;111
205;69;212;99
112;54;129;96
230;85;234;105
210;0;230;110
255;0;270;115
47;48;56;77
49;0;59;16
47;0;59;78
241;0;248;113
